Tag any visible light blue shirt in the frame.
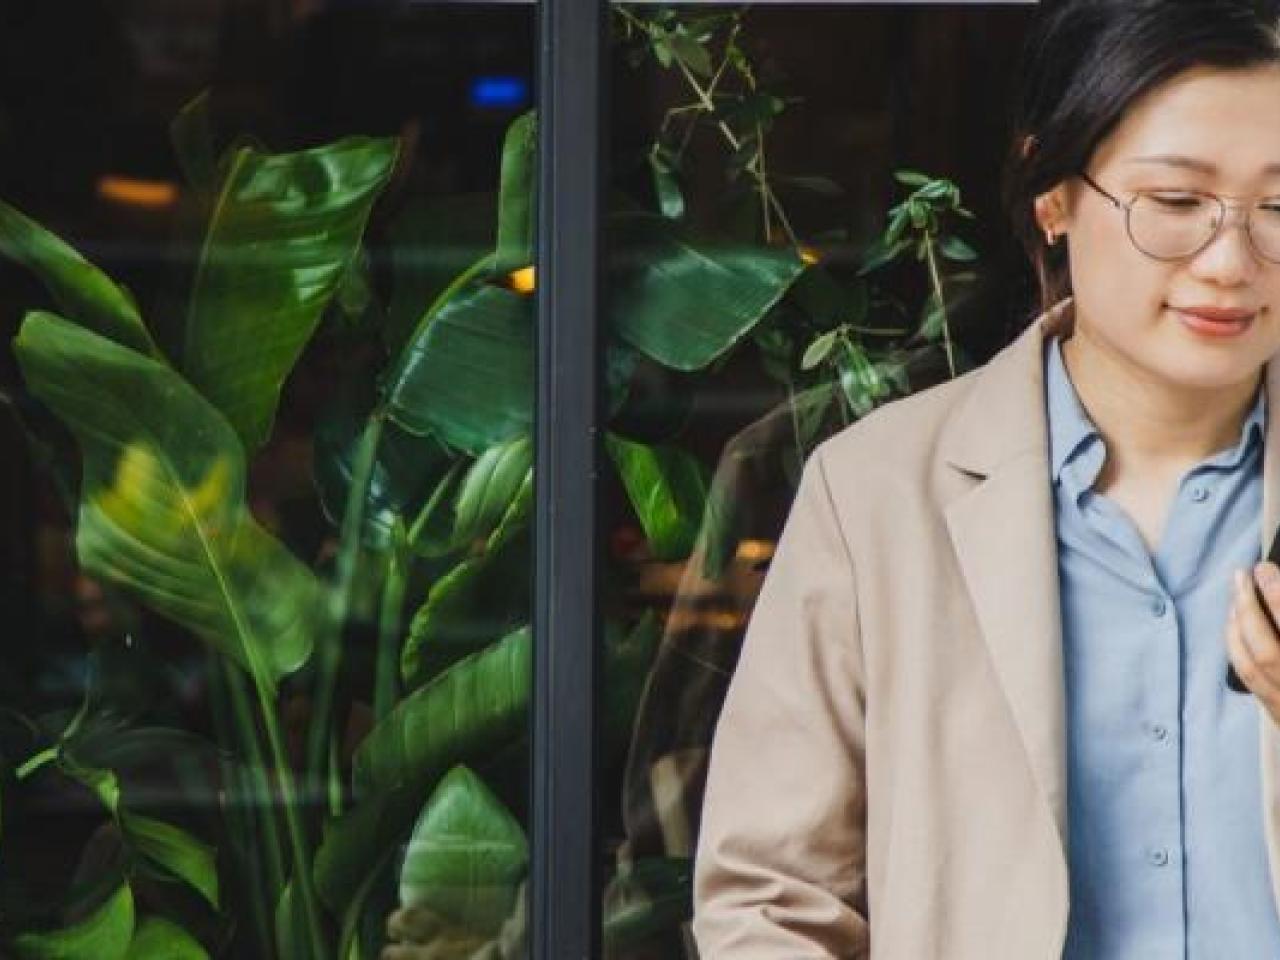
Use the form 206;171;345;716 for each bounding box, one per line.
1047;334;1280;959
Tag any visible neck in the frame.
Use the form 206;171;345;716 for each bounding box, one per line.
1059;324;1261;477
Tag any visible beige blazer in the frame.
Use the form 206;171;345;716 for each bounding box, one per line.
692;298;1280;959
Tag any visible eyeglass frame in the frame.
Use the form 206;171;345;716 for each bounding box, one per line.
1075;169;1280;264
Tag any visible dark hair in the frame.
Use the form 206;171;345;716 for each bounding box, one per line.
1002;0;1280;314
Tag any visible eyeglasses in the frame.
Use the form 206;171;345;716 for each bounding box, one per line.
1077;170;1280;264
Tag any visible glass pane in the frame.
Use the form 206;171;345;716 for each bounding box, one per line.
0;4;534;957
601;5;1035;955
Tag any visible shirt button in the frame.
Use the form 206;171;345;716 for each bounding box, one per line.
1151;596;1169;618
1191;486;1210;502
1150;723;1169;742
1148;848;1169;867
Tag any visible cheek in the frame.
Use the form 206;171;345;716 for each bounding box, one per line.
1067;232;1168;322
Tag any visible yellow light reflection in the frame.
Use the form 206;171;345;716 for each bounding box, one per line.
508;266;536;294
96;176;179;209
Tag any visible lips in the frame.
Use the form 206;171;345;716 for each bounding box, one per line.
1170;304;1257;338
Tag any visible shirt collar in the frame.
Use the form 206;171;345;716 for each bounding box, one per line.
1044;334;1267;487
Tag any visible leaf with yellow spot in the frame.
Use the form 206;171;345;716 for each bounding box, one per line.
14;311;320;689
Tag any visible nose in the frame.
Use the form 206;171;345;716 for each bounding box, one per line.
1189;203;1259;285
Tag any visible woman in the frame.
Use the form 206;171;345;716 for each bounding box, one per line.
693;1;1280;957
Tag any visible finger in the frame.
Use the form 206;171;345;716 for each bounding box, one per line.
1256;561;1280;627
387;906;443;944
1230;571;1280;703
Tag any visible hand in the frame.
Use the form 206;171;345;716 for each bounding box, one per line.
1226;562;1280;719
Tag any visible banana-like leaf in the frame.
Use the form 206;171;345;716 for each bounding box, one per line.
0;199;159;358
314;376;451;550
609;213;807;371
493;112;536;277
183;136;399;450
452;436;532;547
605;433;709;561
14;883;135;960
398;765;528;935
384;283;534;455
400;528;531;688
124;917;208;960
386;193;498;355
315;626;531;910
14;312;320;689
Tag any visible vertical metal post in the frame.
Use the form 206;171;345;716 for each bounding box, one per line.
530;0;606;949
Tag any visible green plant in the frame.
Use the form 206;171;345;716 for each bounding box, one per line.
1;10;981;958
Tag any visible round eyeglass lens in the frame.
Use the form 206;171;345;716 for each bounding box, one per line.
1249;202;1280;262
1127;193;1220;260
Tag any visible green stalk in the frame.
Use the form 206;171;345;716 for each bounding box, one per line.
922;231;957;378
336;848;396;960
255;675;330;960
208;657;274;953
308;411;386;795
374;523;409;722
220;659;287;899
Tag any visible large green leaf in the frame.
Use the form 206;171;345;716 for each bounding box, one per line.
492;112;537;277
398;765;527;935
400;528;531;688
385;193;498;355
182;136;399;450
122;813;219;908
14;312;321;689
609;213;806;371
384;283;534;455
605;433;709;561
315;626;531;910
14;883;135;960
313;377;452;550
452;436;532;547
356;625;531;795
0;200;159;358
123;918;208;960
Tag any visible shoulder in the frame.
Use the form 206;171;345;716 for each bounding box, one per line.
812;364;986;491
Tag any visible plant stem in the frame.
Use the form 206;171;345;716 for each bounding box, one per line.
208;657;274;954
220;660;287;899
374;526;408;722
308;411;386;800
336;847;396;960
922;231;957;378
255;675;330;960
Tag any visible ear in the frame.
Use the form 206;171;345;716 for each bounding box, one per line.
1033;184;1071;238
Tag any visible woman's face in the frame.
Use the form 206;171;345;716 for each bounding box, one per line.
1037;63;1280;394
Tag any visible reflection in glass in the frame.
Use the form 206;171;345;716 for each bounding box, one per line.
0;4;535;957
604;6;1033;956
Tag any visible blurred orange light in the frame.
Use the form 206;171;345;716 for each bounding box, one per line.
735;539;776;563
799;245;820;265
96;176;179;209
508;266;536;293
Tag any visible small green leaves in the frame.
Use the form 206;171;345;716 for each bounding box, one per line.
801;330;839;371
606;434;709;561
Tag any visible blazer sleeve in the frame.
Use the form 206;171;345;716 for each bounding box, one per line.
692;444;870;958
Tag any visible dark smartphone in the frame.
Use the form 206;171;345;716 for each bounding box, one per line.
1227;525;1280;693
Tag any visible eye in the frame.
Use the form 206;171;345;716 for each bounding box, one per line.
1146;192;1206;210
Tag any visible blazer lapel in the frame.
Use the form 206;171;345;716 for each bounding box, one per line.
939;300;1074;865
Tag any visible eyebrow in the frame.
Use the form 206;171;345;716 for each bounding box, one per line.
1125;154;1280;176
